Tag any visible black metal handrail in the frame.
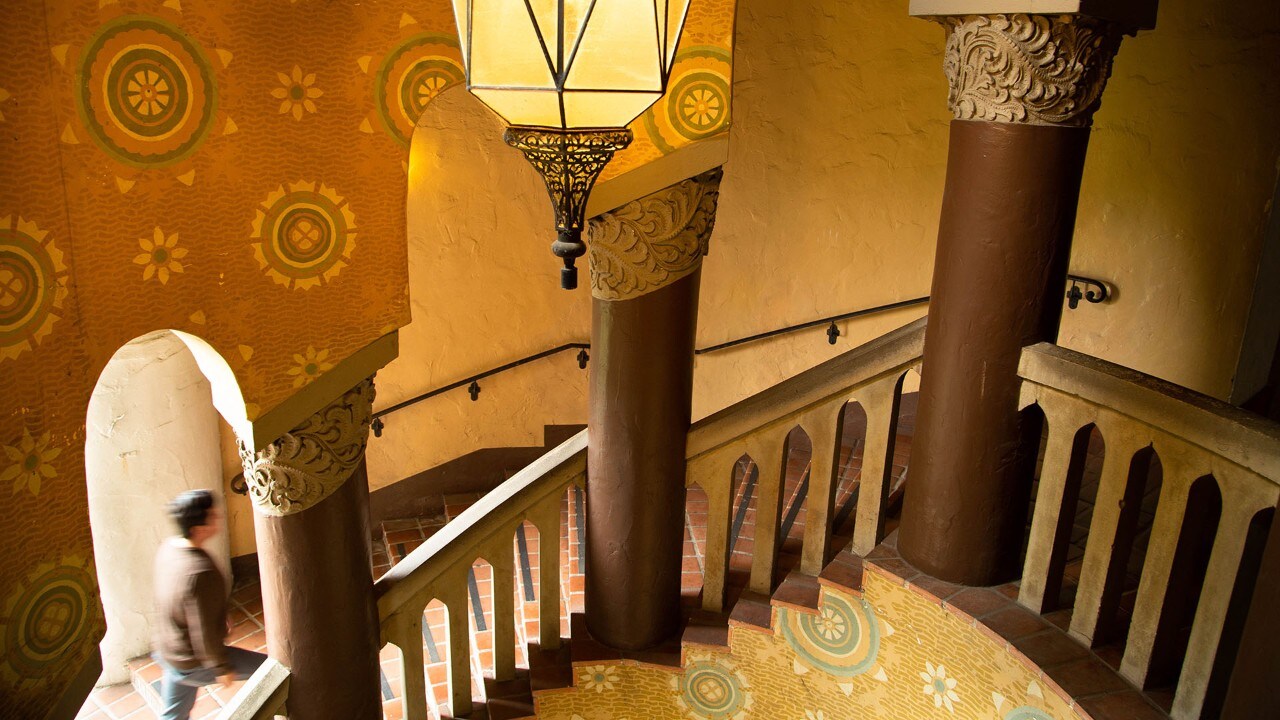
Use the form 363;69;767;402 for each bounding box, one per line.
371;275;1111;434
694;296;931;355
371;343;589;435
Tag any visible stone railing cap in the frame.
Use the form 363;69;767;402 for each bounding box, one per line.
908;0;1157;30
1019;342;1280;482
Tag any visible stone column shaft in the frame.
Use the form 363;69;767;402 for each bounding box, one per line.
241;379;382;718
899;13;1127;584
584;168;722;649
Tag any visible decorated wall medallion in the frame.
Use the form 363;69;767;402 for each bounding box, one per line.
779;592;884;677
0;556;100;685
374;34;464;146
675;659;752;720
76;15;218;168
0;217;68;362
642;46;731;154
250;181;356;290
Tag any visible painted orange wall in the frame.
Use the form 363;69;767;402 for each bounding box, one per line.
0;0;451;711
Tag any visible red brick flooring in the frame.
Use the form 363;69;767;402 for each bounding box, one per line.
77;577;268;719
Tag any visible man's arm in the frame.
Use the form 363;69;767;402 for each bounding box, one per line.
184;570;231;678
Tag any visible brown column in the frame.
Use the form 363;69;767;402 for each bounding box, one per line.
899;13;1128;585
241;379;381;718
584;168;723;649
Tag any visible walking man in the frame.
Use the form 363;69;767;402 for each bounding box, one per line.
153;489;265;720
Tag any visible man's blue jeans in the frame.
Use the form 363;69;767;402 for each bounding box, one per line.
154;647;267;720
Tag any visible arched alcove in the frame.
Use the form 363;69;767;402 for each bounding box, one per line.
84;330;245;684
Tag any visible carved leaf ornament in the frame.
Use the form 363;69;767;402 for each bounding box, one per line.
588;168;723;301
942;14;1121;127
240;378;375;516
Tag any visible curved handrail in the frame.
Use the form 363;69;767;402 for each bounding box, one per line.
688;316;926;460
1019;342;1280;481
374;429;587;619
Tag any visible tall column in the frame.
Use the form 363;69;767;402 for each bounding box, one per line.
899;10;1136;585
584;168;723;649
240;379;381;719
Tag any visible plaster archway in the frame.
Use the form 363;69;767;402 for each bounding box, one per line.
84;330;244;685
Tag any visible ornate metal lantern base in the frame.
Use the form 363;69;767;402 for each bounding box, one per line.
503;126;633;289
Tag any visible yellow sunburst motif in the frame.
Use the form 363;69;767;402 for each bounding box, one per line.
1;429;62;497
132;227;187;284
0;216;69;362
250;181;356;290
288;346;334;387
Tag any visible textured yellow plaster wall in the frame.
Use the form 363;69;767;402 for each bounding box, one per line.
690;0;948;417
366;89;592;491
1060;0;1280;399
377;0;1279;486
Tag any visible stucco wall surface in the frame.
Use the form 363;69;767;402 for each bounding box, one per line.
1059;0;1280;400
377;0;1280;487
367;90;593;491
694;0;948;420
85;332;230;685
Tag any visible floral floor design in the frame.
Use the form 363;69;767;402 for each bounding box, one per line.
534;568;1080;720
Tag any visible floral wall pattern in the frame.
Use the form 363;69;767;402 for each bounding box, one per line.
535;570;1082;720
0;0;734;713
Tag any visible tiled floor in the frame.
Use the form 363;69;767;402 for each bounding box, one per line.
76;575;268;719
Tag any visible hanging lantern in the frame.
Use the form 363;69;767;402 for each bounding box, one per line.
451;0;693;289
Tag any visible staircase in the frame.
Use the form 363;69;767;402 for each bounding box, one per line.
195;318;1277;720
368;394;916;719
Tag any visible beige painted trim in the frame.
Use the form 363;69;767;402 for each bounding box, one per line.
586;136;730;218
908;0;1157;29
247;332;399;452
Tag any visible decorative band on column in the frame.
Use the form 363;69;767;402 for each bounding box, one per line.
587;167;723;302
941;14;1123;127
239;377;375;516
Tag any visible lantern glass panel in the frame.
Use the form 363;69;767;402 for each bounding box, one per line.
563;2;661;91
470;0;557;89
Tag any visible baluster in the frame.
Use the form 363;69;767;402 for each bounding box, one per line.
853;375;903;556
690;452;734;612
489;531;517;682
749;433;787;594
1171;491;1260;720
1120;457;1195;688
529;498;563;650
1069;427;1148;645
1018;395;1091;614
800;405;842;575
393;609;428;720
439;572;473;717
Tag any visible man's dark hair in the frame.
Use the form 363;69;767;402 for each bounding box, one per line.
167;489;215;539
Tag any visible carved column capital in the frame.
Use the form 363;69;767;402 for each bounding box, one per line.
587;167;724;302
940;14;1124;127
239;378;376;516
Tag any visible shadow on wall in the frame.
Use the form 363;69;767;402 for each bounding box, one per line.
85;330;243;685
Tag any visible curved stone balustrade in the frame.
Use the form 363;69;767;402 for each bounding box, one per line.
1017;342;1280;720
374;430;587;720
686;318;926;612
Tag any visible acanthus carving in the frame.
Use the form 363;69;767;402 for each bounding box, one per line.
587;167;724;301
942;14;1122;127
239;378;376;516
